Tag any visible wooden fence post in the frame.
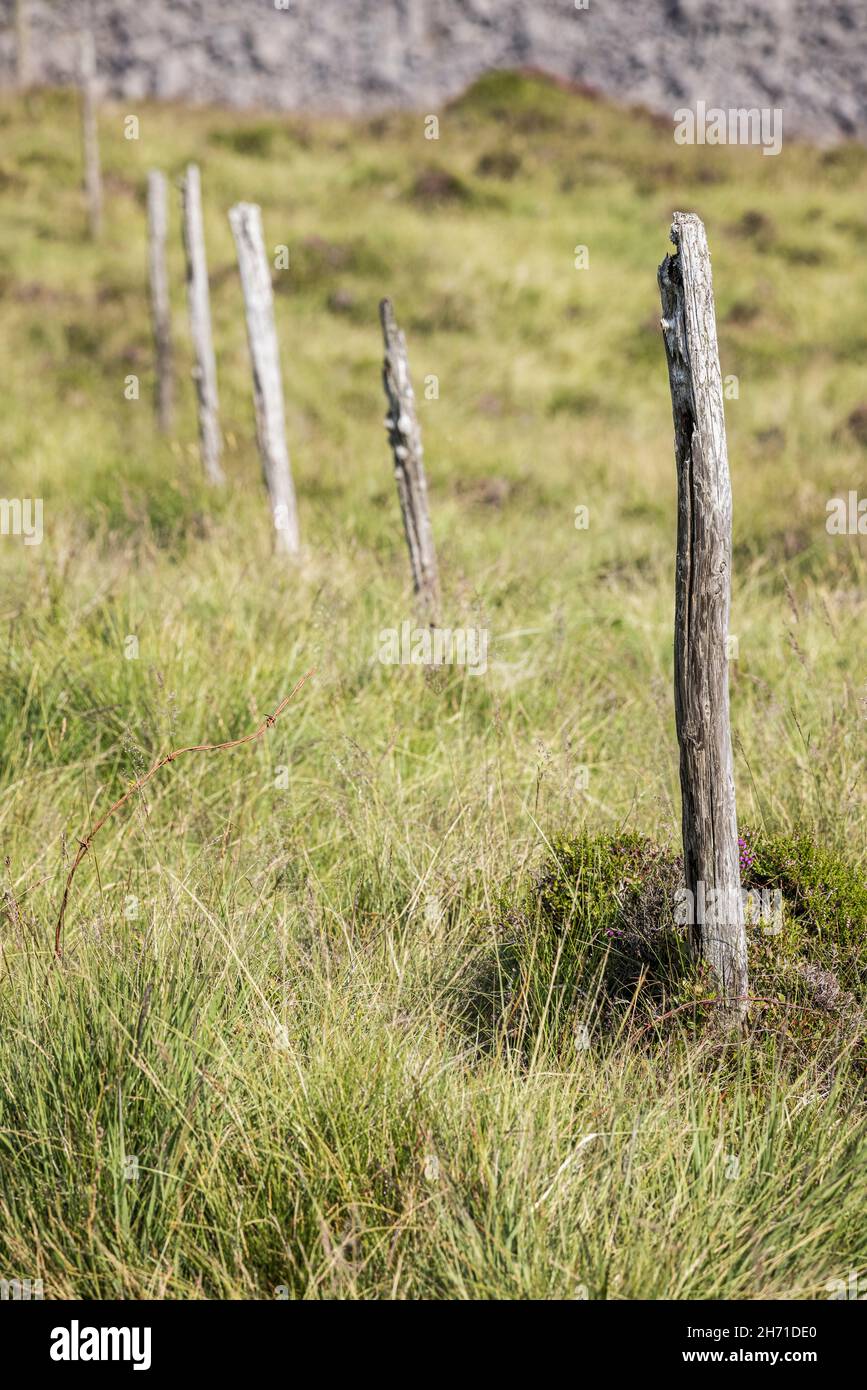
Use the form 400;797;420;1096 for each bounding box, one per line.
228;202;300;555
15;0;31;90
181;164;225;485
379;298;439;622
658;211;748;1025
147;171;173;434
79;30;102;241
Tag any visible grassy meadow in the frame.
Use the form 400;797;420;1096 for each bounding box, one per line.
0;72;865;1299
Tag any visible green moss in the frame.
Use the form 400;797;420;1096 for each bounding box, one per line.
476;830;867;1057
449;70;575;129
466;833;694;1054
744;829;867;946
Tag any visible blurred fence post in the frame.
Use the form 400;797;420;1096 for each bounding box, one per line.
147;171;173;434
379;298;440;622
228;202;300;555
15;0;31;90
658;211;747;1026
181;164;224;485
79;30;102;240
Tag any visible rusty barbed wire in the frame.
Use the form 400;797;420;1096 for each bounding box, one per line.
54;669;314;958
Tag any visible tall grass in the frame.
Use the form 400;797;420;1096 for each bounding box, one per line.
0;73;864;1298
2;911;864;1299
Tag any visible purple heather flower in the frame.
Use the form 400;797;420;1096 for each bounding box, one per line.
738;831;756;873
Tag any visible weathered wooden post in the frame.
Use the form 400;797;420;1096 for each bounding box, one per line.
147;171;173;433
181;164;224;485
15;0;31;90
658;211;748;1024
228;202;300;555
79;30;103;241
379;298;439;622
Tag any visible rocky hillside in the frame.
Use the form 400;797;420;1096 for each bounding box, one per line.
1;0;865;142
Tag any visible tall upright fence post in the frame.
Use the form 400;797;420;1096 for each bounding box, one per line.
379;298;440;623
228;202;300;556
15;0;31;90
79;30;102;241
147;170;173;434
181;164;224;486
658;211;748;1025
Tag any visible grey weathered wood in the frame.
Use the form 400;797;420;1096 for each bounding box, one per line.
15;0;31;89
79;31;102;240
147;171;173;433
181;164;224;485
228;202;300;555
379;298;439;621
658;212;747;1024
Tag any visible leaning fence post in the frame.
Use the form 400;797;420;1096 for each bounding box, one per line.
379;298;440;622
147;171;173;433
79;30;102;241
228;202;300;555
181;164;224;485
658;211;748;1025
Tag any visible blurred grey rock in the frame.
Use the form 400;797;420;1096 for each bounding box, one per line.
0;0;865;142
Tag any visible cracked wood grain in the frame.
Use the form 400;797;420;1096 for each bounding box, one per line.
380;298;440;622
659;211;748;1025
